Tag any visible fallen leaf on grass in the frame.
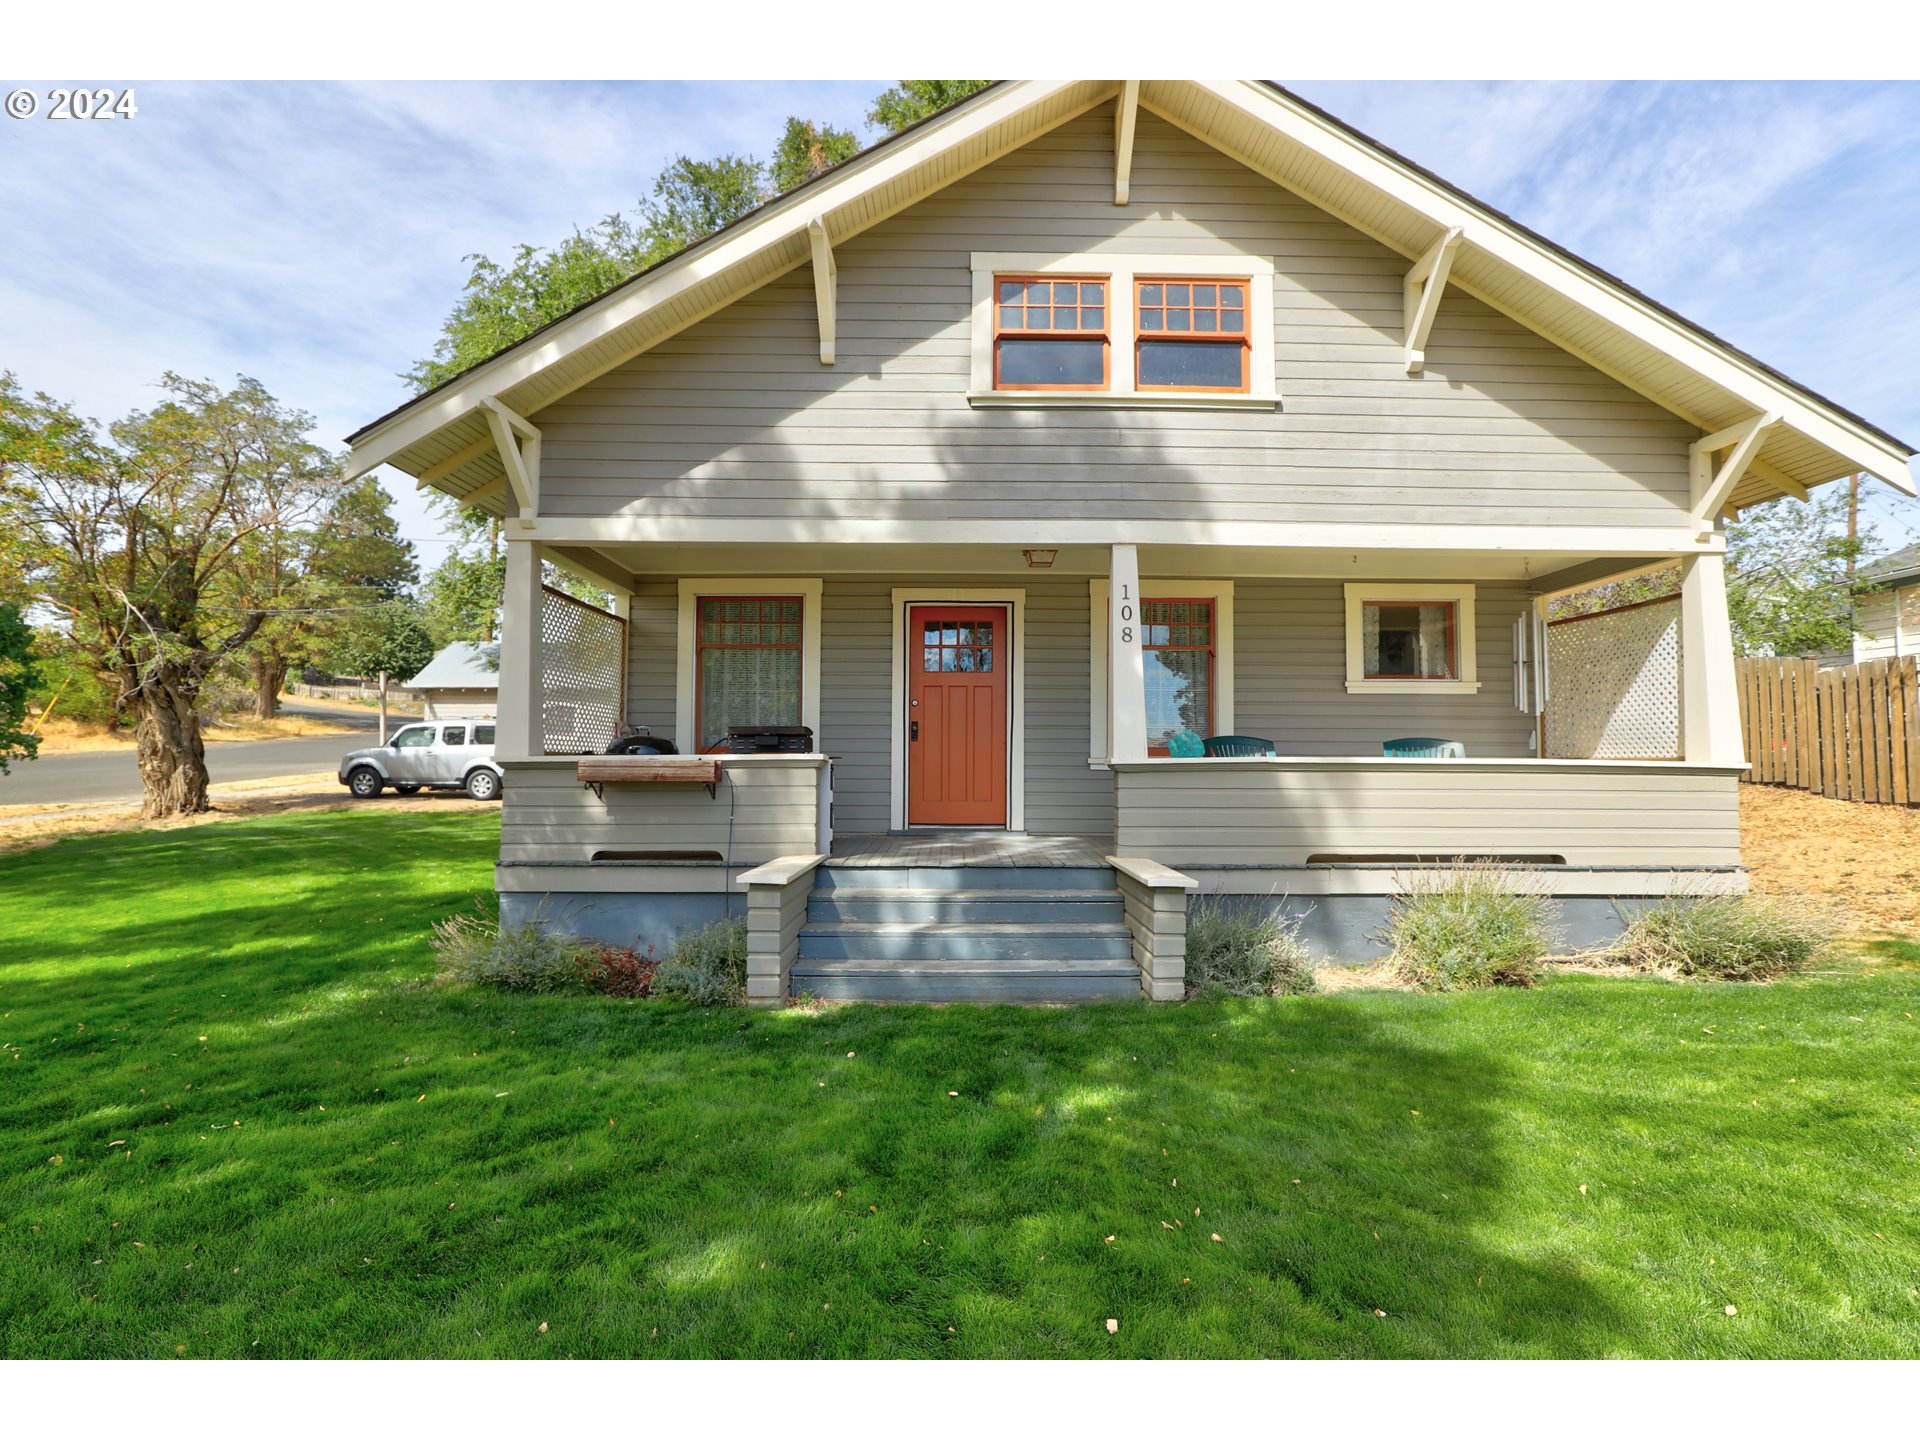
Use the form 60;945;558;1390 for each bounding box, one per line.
1104;1235;1116;1245
1579;1184;1588;1195
1162;1221;1175;1230
1723;1305;1738;1317
538;1321;549;1333
1374;1309;1387;1318
416;1094;426;1103
1211;1234;1222;1243
948;1091;959;1098
48;1155;62;1166
1105;1318;1119;1334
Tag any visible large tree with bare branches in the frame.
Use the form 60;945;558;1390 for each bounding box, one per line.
0;372;344;815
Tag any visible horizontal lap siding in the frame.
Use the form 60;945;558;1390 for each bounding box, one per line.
1114;767;1741;867
535;104;1692;529
1236;579;1537;757
499;762;818;865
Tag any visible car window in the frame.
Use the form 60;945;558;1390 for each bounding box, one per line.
472;724;495;746
442;726;467;746
393;726;434;748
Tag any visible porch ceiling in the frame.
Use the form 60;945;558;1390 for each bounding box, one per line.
566;539;1666;586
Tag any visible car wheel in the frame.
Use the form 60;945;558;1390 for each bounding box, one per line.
465;769;501;802
394;784;422;795
347;767;383;799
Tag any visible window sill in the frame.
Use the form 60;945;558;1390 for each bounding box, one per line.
968;391;1282;412
1344;680;1482;695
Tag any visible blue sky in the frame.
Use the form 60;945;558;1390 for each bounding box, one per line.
3;79;1915;572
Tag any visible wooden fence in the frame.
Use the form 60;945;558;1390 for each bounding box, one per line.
1737;655;1920;804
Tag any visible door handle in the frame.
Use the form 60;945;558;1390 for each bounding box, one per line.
910;721;920;741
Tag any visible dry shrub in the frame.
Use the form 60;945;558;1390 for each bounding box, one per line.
1184;896;1317;998
430;903;595;992
1382;863;1561;991
652;915;749;1006
1612;892;1835;982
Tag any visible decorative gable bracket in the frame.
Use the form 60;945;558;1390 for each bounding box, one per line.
481;396;541;531
1690;412;1781;536
1403;226;1464;375
1113;80;1139;205
809;216;836;365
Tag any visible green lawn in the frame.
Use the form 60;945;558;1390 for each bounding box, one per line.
2;810;1918;1358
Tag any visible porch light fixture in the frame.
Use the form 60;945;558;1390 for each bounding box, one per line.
1022;548;1058;568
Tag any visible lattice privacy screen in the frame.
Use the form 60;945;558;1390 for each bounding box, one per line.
540;586;626;754
1545;597;1681;759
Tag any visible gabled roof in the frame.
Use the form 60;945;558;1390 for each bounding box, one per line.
1858;543;1920;588
403;641;500;691
349;79;1917;515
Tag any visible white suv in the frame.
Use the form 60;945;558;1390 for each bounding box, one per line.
337;721;504;801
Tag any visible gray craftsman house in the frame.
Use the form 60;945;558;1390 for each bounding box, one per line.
346;80;1915;1003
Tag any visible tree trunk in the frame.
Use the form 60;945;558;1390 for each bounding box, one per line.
134;670;210;818
251;652;288;720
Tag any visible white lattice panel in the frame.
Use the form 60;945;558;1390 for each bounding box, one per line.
540;587;626;754
1545;598;1681;759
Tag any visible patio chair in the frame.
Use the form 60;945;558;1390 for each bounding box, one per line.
1203;734;1278;757
1382;737;1466;759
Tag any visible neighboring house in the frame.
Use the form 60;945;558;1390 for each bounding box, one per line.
1848;545;1920;663
402;642;499;721
346;81;1916;1003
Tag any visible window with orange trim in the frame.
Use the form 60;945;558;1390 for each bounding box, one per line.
1135;277;1250;392
694;595;803;750
1142;597;1215;752
993;275;1109;390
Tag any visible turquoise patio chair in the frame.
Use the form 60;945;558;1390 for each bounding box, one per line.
1382;737;1466;758
1203;734;1278;757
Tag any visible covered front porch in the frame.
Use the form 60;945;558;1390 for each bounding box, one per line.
491;534;1748;994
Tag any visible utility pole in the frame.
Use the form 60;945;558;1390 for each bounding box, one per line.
378;670;389;745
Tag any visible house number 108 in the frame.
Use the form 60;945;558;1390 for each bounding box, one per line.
1118;583;1133;644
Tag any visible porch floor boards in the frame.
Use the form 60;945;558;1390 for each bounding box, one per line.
827;831;1111;868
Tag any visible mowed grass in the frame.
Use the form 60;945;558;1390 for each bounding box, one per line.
2;811;1919;1359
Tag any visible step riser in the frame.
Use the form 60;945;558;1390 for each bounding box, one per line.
798;933;1135;962
816;866;1115;893
793;973;1143;1003
809;897;1126;925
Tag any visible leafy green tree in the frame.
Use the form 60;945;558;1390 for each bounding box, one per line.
867;81;993;132
0;601;40;774
421;548;507;648
330;600;438;684
0;372;344;816
1726;489;1875;657
770;117;860;192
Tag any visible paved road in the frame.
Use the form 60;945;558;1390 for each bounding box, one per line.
0;701;390;808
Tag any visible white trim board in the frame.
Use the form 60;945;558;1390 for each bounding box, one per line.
1088;578;1236;764
675;578;825;752
889;588;1027;832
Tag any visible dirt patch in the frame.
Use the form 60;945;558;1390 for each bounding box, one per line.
0;772;493;852
1739;784;1920;931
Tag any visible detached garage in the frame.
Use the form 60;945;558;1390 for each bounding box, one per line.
403;642;499;721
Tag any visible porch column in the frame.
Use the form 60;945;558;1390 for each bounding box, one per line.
1679;551;1745;766
1108;544;1148;762
496;538;546;760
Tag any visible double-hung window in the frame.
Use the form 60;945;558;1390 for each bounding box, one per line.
992;276;1109;390
1135;278;1250;392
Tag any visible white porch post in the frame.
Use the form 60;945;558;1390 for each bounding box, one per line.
1679;551;1745;766
1109;543;1148;762
496;538;546;759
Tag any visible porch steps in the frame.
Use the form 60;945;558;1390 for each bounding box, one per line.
793;865;1139;1003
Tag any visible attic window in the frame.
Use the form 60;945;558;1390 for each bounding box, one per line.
993;276;1109;390
970;253;1278;408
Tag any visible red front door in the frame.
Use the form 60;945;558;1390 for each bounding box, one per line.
908;605;1009;827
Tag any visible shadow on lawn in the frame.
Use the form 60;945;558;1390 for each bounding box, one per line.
1;812;1627;1358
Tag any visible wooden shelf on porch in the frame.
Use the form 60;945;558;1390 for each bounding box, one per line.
576;756;722;799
